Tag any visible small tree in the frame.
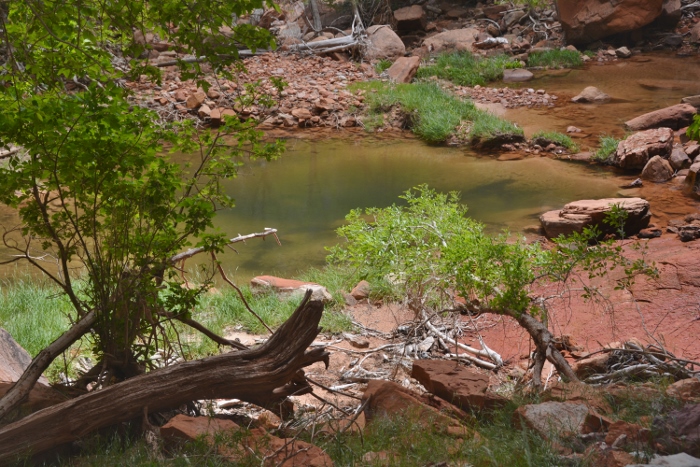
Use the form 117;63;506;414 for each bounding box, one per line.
328;185;655;387
0;0;283;420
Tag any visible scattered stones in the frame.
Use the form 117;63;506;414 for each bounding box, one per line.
571;86;610;104
558;0;664;45
678;224;700;242
411;360;507;410
539;198;652;238
604;420;651;448
625;103;697;131
567;126;582;133
641;155;674;182
502;68;534;83
386;56;421;84
250;275;332;302
613;128;674;170
457;85;556;109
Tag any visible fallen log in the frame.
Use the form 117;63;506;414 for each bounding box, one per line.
0;291;328;464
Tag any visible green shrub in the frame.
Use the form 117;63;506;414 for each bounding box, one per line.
531;130;579;152
417;52;523;86
375;58;393;74
686;114;700;141
527;49;583;69
594;135;622;162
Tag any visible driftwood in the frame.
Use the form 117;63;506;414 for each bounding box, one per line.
0;291;328;464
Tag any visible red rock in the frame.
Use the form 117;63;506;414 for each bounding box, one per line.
571;86;610;103
411;360;507;410
653;403;700;456
604;420;651;447
394;5;426;32
210;108;222;123
197;104;212;119
614;128;674;169
314;98;336;112
625;104;697;131
558;0;664;45
350;280;370;300
185;90;206;109
174;89;188;102
386;56;421;84
641;155;674;182
161;414;239;442
365;25;405;61
666;377;700;401
423;28;479;54
291;108;312;120
514;402;589;439
539;198;651;238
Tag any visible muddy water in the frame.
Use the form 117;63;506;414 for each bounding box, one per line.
507;54;700;142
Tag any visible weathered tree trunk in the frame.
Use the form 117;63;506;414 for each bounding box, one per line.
0;292;328;464
515;311;580;387
309;0;323;32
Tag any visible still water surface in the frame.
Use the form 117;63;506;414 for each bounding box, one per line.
211;137;621;280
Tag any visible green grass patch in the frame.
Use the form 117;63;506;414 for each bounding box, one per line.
531;130;579;152
527;49;583;69
594;134;622;163
374;58;392;74
416;51;522;86
351;81;522;144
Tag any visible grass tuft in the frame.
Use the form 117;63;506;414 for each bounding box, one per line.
531;130;579;152
351;81;522;144
594;134;622;163
527;49;583;69
417;51;523;86
374;59;392;74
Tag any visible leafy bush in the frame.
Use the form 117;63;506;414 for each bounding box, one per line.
417;52;523;86
527;49;583;69
686;114;700;141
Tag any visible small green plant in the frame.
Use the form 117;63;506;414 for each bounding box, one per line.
594;134;622;162
531;130;579;152
417;52;523;86
686;114;700;141
527;49;583;69
374;58;393;74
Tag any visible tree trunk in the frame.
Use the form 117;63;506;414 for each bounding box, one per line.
0;292;328;464
309;0;322;32
515;311;580;388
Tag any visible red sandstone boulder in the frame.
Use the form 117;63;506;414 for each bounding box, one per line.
666;377;700;401
641;155;674;182
411;360;507;410
386;56;421;83
350;280;370;300
652;403;700;457
393;5;426;32
539;198;651;238
684;161;700;198
365;25;405;61
613;128;674;170
625;104;697;131
571;86;610;104
423;28;479;54
361;379;468;425
557;0;664;45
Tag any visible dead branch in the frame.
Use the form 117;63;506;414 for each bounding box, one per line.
0;291;328;463
168;228;280;264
